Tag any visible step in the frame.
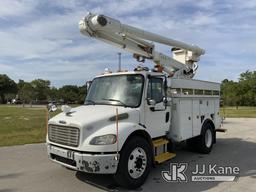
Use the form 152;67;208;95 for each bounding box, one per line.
155;152;176;164
153;138;169;147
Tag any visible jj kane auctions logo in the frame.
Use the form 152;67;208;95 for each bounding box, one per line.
162;163;239;182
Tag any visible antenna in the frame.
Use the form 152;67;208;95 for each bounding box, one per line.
118;52;121;71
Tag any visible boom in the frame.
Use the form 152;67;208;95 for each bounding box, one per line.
79;13;205;78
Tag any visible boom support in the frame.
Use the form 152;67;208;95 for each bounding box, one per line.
79;13;205;78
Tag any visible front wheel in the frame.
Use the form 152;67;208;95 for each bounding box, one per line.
114;136;152;189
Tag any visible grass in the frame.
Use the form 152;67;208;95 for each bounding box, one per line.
0;105;256;147
220;106;256;118
0;105;60;147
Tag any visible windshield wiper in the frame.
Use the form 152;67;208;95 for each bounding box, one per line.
85;99;96;105
102;98;128;107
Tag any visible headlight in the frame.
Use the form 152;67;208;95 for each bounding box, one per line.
90;134;116;145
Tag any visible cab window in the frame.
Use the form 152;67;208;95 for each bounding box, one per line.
147;77;164;103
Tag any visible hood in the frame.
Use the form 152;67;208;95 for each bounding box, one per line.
49;105;140;140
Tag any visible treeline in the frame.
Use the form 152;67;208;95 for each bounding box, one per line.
1;70;256;106
221;70;256;106
0;74;86;104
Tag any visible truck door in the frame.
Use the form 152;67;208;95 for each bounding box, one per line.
144;76;170;138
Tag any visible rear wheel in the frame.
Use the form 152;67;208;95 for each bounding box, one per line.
197;123;214;154
114;136;152;189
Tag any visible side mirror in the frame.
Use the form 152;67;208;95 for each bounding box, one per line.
147;99;156;111
148;99;156;106
163;96;168;104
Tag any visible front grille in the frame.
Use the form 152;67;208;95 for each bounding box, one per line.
48;125;80;147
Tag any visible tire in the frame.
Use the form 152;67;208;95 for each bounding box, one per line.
186;137;197;151
196;123;214;154
167;139;175;153
114;136;152;189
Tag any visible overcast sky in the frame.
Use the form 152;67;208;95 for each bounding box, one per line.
0;0;255;87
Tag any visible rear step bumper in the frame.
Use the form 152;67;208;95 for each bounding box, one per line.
216;128;227;132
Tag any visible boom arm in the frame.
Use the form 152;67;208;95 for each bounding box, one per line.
79;13;205;78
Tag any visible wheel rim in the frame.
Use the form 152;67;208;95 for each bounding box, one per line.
127;147;147;179
205;129;212;148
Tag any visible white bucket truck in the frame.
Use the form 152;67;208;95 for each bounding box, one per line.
46;13;222;189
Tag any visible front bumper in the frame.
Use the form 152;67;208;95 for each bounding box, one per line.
47;144;119;174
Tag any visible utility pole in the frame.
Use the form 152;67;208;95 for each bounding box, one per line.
118;52;121;71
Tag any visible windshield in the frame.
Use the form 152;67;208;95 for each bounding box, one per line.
85;74;144;107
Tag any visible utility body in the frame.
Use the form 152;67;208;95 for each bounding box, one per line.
46;13;221;189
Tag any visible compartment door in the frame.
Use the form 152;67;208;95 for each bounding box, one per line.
179;100;192;139
192;100;201;136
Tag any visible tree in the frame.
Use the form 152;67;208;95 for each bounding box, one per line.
221;70;256;107
48;86;59;101
239;71;256;106
19;82;34;103
30;79;50;101
221;79;239;107
0;74;17;103
78;85;86;104
58;85;80;104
